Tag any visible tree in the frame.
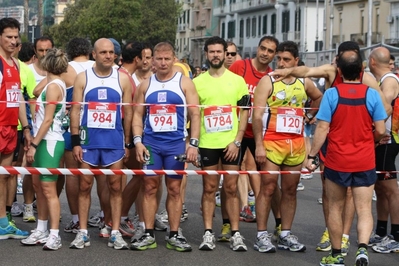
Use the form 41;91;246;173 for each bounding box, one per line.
49;0;180;48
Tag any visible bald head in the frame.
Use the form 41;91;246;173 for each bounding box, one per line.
93;38;113;52
337;50;362;81
370;47;390;65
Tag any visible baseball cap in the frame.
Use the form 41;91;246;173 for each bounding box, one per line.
108;38;121;55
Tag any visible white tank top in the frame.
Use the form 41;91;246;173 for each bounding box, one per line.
34;79;66;141
28;64;46;85
69;60;95;75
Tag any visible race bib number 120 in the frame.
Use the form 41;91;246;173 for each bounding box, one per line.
276;108;303;134
87;102;116;129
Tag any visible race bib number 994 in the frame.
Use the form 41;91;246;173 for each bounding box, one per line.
149;105;177;132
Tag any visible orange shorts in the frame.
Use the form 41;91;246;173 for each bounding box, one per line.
0;126;18;154
263;137;305;166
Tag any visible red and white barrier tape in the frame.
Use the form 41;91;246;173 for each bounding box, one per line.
0;166;395;176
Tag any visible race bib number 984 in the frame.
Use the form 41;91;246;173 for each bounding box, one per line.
87;102;116;129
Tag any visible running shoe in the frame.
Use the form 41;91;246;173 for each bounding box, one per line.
43;235;62;251
199;231;216;251
320;253;345;266
368;232;383;246
278;233;306;252
181;204;188;222
272;224;281;242
130;233;157;250
372;190;377;201
230;232;247;251
99;221;111;238
154;214;168;231
108;231;128;250
341;236;350;256
296;182;305;191
300;168;313;180
254;232;276;253
217;223;231;242
215;191;221;207
88;211;101;227
239;206;256;222
0;223;29;240
317;197;323;204
354;247;369;265
372;235;399;253
23;204;36;222
316;229;331;251
64;220;80;233
17;176;23;195
119;217;135;237
69;231;90;249
166;233;192;252
21;230;49;245
11;202;23;217
165;226;183;241
131;224;145;243
248;191;255;206
158;209;169;223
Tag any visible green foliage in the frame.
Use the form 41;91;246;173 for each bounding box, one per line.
48;0;180;48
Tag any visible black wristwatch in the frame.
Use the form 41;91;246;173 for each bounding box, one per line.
307;154;320;167
22;125;32;131
30;143;38;149
125;143;134;149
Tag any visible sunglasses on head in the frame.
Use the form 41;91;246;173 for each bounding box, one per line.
226;52;237;56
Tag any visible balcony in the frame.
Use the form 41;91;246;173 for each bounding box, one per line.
213;5;230;16
203;0;212;9
192;5;200;12
178;24;187;32
232;0;271;13
350;32;382;46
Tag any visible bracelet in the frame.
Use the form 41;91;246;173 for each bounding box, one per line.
30;143;38;149
133;135;142;145
189;138;199;148
71;134;81;148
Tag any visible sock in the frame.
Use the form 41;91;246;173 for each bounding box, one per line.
80;229;88;234
111;230;118;235
257;231;268;238
72;214;79;224
342;234;349;240
37;219;48;232
205;229;213;234
139;221;145;229
25;203;33;208
280;230;290;238
0;216;8;227
121;216;128;223
332;248;341;256
231;230;238;236
49;229;59;237
391;224;399;242
275;218;281;228
13;195;17;203
222;219;230;225
99;210;104;218
376;220;388;237
145;229;154;237
358;243;368;250
169;231;178;238
6;205;11;213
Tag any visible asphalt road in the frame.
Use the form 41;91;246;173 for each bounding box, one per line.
1;171;398;266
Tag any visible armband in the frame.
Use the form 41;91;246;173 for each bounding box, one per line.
71;134;81;148
133;135;142;145
237;94;251;109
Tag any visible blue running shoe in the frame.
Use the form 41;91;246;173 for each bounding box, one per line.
0;223;29;240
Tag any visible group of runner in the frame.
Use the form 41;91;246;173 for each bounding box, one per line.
0;16;398;266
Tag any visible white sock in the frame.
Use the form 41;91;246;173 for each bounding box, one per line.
257;231;268;238
121;216;127;223
100;210;104;218
37;219;48;232
80;229;88;234
280;230;291;238
72;214;79;224
342;234;349;240
49;229;59;237
111;230;118;235
139;221;145;229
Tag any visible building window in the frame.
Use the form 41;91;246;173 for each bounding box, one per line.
258;15;261;36
262;15;267;35
295;8;301;32
282;10;290;33
246;18;250;38
228;21;236;38
239;19;244;38
361;10;364;35
271;14;276;34
376;8;379;33
252;17;256;37
221;22;226;39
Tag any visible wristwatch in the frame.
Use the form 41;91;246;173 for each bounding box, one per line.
125;143;134;149
307;154;320;167
305;113;314;120
233;140;241;148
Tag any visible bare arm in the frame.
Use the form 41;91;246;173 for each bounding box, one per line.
374;120;386;142
18;93;32;149
306;120;330;171
70;72;86;162
33;77;48;98
132;80;149;163
305;78;323;121
363;73;392;116
269;64;334;82
120;72;133;145
252;76;272;165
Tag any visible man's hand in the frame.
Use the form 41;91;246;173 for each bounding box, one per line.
23;130;33;151
223;142;240;162
124;148;130;163
185;146;199;167
26;146;36;163
135;143;149;163
255;145;266;165
73;146;83;163
268;68;291;82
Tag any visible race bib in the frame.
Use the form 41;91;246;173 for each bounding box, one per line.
149;105;177;132
87;102;116;129
276;108;303;134
6;83;21;108
204;105;233;133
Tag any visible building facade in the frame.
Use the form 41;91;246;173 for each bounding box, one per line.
0;6;25;32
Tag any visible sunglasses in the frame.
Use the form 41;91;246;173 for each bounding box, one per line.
226;52;237;56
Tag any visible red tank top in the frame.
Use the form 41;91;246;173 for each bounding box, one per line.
331;70;364;87
325;83;375;172
0;56;21;126
229;59;272;138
